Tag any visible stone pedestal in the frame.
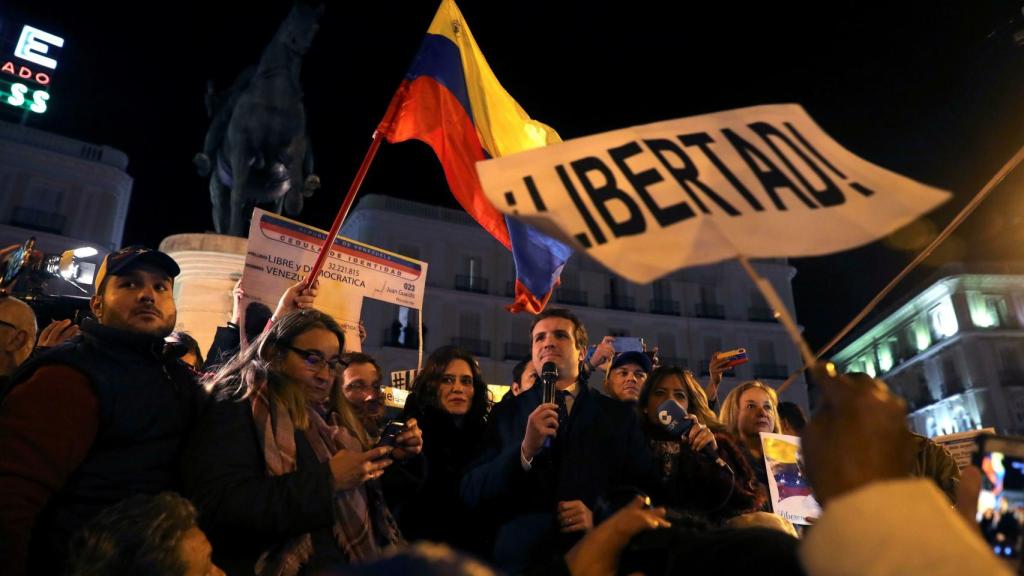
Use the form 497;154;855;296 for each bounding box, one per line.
159;233;246;357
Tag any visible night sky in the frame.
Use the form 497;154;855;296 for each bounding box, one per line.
4;0;1024;352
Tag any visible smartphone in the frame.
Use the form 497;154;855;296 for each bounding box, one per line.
975;434;1024;567
719;348;749;368
376;420;407;448
613;337;645;354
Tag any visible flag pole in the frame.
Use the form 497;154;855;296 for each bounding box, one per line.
737;255;816;394
302;131;384;291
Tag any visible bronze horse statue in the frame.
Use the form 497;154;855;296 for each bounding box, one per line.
194;1;323;236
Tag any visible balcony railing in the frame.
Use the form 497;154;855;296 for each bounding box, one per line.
694;303;725;319
753;363;789;380
555;287;588;306
504;342;531;361
455;275;489;294
748;306;777;323
650;299;681;316
451;337;491;358
11;206;65;234
605;294;636;311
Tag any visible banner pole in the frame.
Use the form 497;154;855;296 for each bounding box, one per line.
302;131;384;291
737;255;816;394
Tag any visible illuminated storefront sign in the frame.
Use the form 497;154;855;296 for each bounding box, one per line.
1;21;62;115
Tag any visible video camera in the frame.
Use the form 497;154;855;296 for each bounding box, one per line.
1;237;97;325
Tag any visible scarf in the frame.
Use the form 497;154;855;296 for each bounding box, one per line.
250;379;404;575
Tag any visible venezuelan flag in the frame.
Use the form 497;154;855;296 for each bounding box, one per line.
377;0;572;314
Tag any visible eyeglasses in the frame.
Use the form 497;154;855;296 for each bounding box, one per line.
287;346;345;374
0;320;18;330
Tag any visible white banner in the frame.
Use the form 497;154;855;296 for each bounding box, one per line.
241;208;428;351
476;104;951;283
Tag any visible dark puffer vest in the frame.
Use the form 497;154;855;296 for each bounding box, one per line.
8;318;205;574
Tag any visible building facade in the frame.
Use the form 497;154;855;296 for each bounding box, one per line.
832;265;1024;437
341;195;809;409
0;119;132;277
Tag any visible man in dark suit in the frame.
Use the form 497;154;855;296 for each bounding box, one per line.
461;308;656;572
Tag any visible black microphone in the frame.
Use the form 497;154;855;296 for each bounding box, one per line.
541;362;558;449
541;362;558;404
655;399;732;471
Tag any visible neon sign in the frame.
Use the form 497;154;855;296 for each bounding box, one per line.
1;22;62;114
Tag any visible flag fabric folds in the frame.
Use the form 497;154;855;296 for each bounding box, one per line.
377;0;572;314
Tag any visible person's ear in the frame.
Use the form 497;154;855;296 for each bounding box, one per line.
89;294;103;320
2;329;26;352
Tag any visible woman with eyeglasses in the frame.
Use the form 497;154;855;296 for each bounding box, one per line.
183;310;414;575
638;367;764;522
396;345;492;557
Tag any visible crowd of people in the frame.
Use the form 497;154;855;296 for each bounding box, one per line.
0;245;1015;575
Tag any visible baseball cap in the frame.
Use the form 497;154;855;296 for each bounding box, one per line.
94;246;181;293
610;350;653;373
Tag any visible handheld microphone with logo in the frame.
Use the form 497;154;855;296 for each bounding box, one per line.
541;362;558;450
655;399;731;471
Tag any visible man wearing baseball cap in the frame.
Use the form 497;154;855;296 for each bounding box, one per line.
603;351;653;403
0;246;205;575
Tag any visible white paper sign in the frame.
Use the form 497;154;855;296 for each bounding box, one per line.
761;432;821;525
934;428;995;471
241;208;428;350
390;369;419;390
477;104;951;283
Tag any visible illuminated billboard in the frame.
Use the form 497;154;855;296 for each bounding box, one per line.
1;21;63;115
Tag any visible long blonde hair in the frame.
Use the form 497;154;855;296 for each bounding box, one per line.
719;380;782;441
329;373;374;448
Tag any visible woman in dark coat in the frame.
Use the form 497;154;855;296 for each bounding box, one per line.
638;367;764;522
183;310;421;575
398;345;492;557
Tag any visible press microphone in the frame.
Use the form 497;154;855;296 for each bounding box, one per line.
655;399;731;471
541;362;558;449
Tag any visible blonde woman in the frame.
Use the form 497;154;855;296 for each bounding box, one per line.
719;380;782;492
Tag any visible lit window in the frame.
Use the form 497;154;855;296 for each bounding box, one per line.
929;298;958;338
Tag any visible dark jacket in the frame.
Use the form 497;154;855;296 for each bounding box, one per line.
7;319;203;574
182;385;341;575
644;425;764;521
396;404;490;557
461;381;657;573
204;324;241;372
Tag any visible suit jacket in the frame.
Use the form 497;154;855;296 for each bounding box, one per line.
461;379;656;572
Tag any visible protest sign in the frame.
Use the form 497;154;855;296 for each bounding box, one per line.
240;208;428;351
476;104;951;283
761;432;821;525
390;369;419;390
934;428;995;471
382;387;410;409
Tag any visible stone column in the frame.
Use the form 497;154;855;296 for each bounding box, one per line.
159;233;246;357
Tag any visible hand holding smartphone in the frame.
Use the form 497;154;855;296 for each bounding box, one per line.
376;420;407;449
